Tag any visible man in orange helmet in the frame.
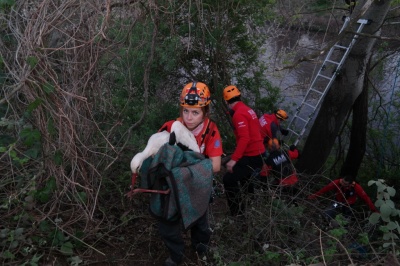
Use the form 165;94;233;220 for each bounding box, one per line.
222;85;265;216
259;109;290;143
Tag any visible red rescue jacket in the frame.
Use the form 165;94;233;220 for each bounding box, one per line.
259;113;281;140
309;179;378;212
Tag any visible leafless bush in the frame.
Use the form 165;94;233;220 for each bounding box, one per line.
0;0;149;231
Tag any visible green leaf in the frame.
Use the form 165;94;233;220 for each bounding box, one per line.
386;186;396;197
1;250;15;259
25;147;40;159
27;56;38;68
9;240;19;249
369;212;380;224
69;256;83;266
39;221;51;232
30;253;43;265
42;82;55;94
26;98;43;113
20;128;41;146
380;202;393;219
375;199;384;207
383;232;398;240
377;183;385;193
35;177;56;203
14;228;24;237
383;242;393;248
53;150;63;166
382;215;391;223
0;0;15;8
55;230;65;242
368;180;376;186
357;232;369;245
386;221;399;231
385;200;395;209
0;228;9;238
60;241;74;256
77;191;87;204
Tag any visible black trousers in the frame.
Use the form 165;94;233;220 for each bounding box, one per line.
223;155;264;216
324;202;353;222
158;210;211;263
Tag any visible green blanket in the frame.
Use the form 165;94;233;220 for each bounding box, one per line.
140;143;213;230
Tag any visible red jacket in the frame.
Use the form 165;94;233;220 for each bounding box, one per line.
309;179;378;212
259;113;281;139
230;102;265;161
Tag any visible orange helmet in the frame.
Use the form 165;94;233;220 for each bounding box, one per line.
223;85;241;101
275;109;288;121
180;82;211;107
267;138;280;151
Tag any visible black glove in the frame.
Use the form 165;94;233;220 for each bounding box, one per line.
289;144;296;151
280;128;289;136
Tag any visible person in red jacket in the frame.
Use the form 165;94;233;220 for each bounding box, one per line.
259;109;289;143
261;138;299;187
157;81;223;266
308;175;378;221
222;85;265;216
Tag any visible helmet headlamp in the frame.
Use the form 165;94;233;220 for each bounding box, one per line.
184;82;200;106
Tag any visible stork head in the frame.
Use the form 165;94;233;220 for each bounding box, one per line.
130;152;145;174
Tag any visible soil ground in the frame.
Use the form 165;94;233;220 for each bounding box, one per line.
76;196;230;266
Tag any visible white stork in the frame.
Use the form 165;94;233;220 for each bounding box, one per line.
129;121;199;175
127;121;199;198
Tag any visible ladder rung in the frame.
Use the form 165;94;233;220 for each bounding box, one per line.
303;102;317;110
357;19;370;25
294;115;308;123
325;59;340;65
334;44;348;50
289;130;300;137
317;73;333;80
309;88;323;95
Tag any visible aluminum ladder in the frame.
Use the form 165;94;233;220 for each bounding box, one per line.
287;17;370;146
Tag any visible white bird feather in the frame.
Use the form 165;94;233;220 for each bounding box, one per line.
171;121;200;153
130;121;199;174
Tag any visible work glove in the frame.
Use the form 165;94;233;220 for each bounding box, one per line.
280;128;289;136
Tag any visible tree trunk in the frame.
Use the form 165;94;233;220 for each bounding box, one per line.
296;0;392;174
340;69;369;178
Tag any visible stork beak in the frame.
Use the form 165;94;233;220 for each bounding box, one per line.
125;173;139;199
